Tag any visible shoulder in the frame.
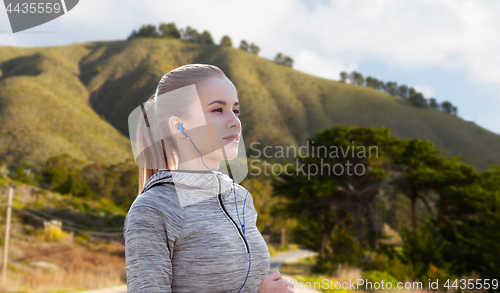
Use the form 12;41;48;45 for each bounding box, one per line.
124;184;185;231
129;184;182;213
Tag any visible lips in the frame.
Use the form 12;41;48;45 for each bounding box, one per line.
223;134;240;141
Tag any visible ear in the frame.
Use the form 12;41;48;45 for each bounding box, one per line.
169;116;186;139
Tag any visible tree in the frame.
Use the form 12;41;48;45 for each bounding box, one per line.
158;22;180;39
181;26;200;43
220;35;232;47
409;92;428;107
409;87;417;97
127;29;138;40
199;30;214;45
365;76;378;88
249;42;260;55
394;139;478;231
348;71;364;86
272;126;404;254
434;165;500;280
273;53;293;67
385;81;398;96
239;40;249;51
429;98;439;110
376;79;386;92
283;56;294;67
394;162;499;282
334;71;453;115
440;101;453;114
340;72;348;83
274;53;286;64
137;24;158;38
397;85;409;99
392;140;452;231
126;24;158;39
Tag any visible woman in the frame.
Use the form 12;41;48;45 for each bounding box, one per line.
124;64;294;292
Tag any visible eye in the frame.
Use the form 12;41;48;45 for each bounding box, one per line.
211;108;240;115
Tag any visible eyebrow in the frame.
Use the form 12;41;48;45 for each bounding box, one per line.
208;100;239;106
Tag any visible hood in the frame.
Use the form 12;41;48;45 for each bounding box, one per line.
140;168;236;207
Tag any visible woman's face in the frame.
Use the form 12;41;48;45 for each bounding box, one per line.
175;76;242;163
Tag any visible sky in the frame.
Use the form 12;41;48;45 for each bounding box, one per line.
1;0;500;135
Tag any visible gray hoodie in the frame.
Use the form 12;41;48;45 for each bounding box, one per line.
123;168;271;292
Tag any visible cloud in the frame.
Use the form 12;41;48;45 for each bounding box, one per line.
293;49;356;81
3;0;500;88
2;0;500;101
413;84;435;98
283;0;500;88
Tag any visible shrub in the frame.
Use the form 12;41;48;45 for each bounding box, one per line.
366;248;415;281
42;225;70;241
362;270;399;289
76;232;91;245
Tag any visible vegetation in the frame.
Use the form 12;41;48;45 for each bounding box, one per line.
40;225;71;241
0;45;133;176
274;52;294;67
219;35;232;47
40;153;138;211
127;22;217;45
0;33;499;291
127;22;285;60
0;34;498;199
271;125;500;290
239;40;260;55
340;70;458;115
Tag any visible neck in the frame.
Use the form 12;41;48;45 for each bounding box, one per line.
177;156;219;171
175;136;221;171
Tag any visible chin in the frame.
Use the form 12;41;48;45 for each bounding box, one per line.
222;145;239;160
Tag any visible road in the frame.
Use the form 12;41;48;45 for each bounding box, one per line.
269;249;316;272
70;249;320;293
270;249;320;293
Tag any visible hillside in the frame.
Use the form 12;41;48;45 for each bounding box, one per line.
0;37;499;172
0;45;133;173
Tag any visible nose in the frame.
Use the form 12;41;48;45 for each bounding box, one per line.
228;113;241;132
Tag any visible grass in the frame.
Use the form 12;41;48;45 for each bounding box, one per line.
0;44;133;174
280;257;465;293
267;243;300;256
0;37;497;292
0;37;499;176
281;258;359;292
280;254;491;293
0;180;127;293
0;234;126;293
1;264;124;293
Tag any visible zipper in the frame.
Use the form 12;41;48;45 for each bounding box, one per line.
215;173;250;254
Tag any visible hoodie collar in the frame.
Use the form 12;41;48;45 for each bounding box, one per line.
140;168;236;207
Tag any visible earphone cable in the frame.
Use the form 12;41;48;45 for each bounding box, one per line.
179;124;251;293
230;159;250;235
229;160;252;293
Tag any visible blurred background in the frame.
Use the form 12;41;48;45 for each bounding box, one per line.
0;0;499;292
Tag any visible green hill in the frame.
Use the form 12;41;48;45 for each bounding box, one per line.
0;44;133;172
0;37;499;173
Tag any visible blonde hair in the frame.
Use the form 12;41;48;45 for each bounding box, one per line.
137;64;226;195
